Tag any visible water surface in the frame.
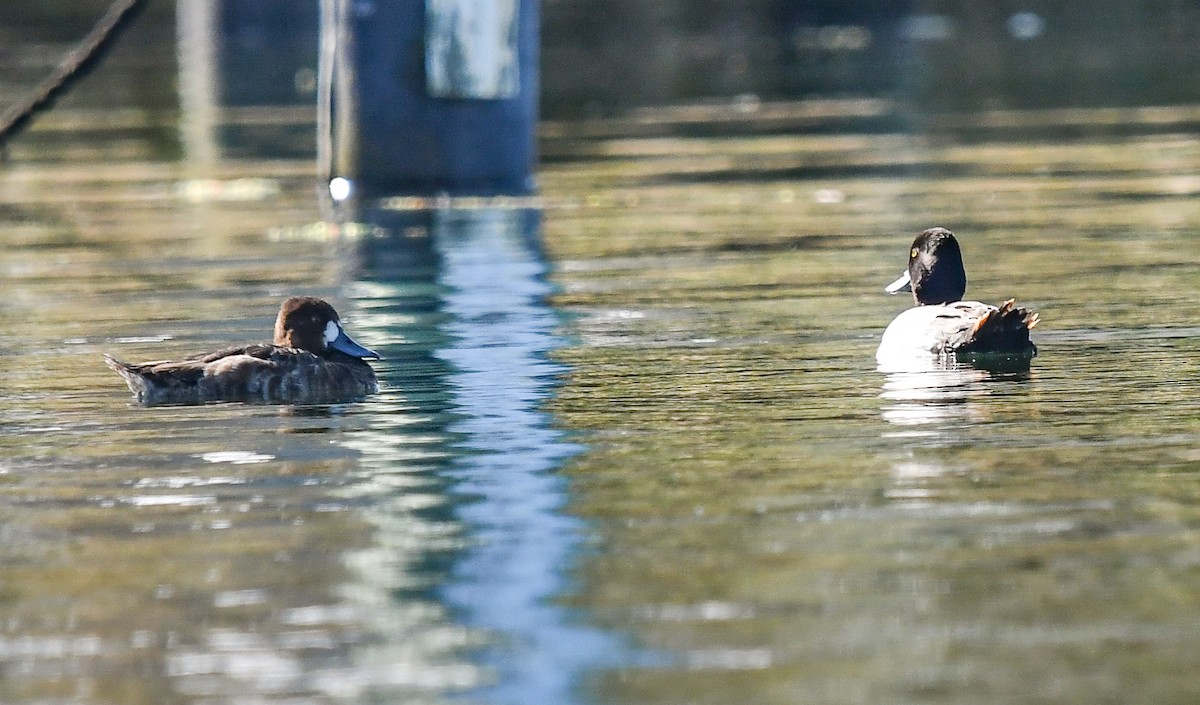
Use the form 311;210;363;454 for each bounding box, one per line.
538;120;1200;705
3;105;1200;705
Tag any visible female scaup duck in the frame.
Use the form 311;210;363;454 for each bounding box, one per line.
877;228;1039;362
105;296;379;405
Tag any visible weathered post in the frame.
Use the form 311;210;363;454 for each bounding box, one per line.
319;0;538;198
176;0;218;170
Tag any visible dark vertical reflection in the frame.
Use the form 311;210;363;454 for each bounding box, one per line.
342;205;617;705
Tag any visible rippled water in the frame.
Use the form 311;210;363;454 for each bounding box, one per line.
540;125;1200;705
3;107;1200;705
0;169;605;702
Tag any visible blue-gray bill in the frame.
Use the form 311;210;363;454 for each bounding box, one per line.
331;328;380;360
884;270;912;294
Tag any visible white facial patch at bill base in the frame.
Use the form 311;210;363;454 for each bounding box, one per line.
324;320;340;345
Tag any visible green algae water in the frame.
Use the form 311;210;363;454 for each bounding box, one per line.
3;99;1200;705
537;121;1200;705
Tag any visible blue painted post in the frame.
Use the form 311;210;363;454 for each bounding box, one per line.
321;0;538;198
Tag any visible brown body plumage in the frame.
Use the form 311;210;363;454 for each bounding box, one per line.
105;297;379;405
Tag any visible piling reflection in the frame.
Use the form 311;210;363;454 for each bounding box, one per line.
337;204;616;704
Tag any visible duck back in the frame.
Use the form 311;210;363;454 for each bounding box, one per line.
877;299;1038;361
105;345;377;406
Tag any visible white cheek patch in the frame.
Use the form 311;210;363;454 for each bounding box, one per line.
324;320;340;345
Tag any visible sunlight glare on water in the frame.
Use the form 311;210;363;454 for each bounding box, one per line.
2;33;1200;705
536;117;1200;705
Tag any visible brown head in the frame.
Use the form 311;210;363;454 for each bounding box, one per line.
273;296;379;359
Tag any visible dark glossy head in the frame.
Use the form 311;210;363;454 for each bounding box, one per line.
884;227;967;305
273;296;379;359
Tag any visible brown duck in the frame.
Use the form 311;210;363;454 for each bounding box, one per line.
105;296;379;405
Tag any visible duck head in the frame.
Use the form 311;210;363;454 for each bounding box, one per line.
885;227;967;305
274;296;379;359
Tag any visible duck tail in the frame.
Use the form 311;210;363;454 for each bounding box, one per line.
104;354;150;397
961;299;1039;355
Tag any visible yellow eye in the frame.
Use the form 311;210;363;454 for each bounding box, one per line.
910;248;919;258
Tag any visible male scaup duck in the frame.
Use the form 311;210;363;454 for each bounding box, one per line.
877;227;1039;362
105;296;379;405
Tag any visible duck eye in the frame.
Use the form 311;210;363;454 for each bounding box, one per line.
910;247;919;258
323;320;340;345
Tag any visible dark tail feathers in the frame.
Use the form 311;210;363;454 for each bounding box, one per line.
956;299;1039;355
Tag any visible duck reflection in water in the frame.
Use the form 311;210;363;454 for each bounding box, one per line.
105;296;379;406
879;358;1033;427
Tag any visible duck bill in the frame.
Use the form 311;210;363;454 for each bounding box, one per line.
884;270;912;295
331;329;380;360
